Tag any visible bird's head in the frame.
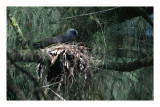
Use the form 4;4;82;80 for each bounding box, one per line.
66;28;78;37
66;28;83;40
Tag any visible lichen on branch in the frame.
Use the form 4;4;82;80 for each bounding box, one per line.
7;9;29;49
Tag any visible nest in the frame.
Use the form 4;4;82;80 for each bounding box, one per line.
36;42;92;90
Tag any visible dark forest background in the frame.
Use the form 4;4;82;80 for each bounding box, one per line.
7;7;153;100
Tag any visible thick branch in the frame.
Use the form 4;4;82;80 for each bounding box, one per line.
98;57;153;72
117;7;153;27
7;49;50;63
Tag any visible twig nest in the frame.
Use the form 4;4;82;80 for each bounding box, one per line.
37;42;92;88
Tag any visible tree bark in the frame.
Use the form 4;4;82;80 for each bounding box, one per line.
7;49;50;63
7;9;29;49
98;57;153;72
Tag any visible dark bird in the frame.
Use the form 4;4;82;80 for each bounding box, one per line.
33;28;82;49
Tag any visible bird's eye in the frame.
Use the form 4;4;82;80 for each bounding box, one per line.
72;31;76;35
73;30;78;36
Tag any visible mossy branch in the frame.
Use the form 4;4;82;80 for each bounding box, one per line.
7;9;29;49
8;49;153;72
98;57;153;72
7;49;50;63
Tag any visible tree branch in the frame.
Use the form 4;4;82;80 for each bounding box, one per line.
98;57;153;72
7;49;50;63
7;9;29;49
117;7;153;27
8;49;153;72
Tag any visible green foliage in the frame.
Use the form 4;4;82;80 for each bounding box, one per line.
7;7;153;100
